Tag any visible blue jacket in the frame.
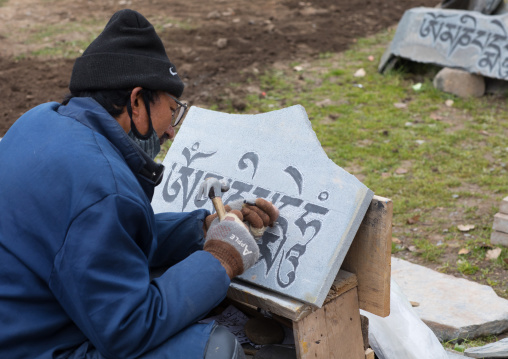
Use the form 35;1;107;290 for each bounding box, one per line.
0;98;230;358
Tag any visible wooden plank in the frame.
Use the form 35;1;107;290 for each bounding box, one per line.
227;270;357;322
341;195;393;317
227;280;313;322
293;287;364;359
365;348;375;359
324;270;358;304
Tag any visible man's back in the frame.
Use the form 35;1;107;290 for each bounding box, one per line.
0;100;151;357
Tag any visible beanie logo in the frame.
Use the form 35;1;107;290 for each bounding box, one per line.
169;67;177;76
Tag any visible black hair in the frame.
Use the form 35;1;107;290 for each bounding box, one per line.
61;89;159;119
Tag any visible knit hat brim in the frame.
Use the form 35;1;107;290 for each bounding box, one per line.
70;53;184;97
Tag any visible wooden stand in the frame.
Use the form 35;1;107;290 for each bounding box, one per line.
228;195;393;359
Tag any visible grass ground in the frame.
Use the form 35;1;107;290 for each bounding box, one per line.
163;28;508;351
162;28;508;300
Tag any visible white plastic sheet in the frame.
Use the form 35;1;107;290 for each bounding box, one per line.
361;279;448;359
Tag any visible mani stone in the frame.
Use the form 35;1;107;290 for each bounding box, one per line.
433;68;485;98
151;105;373;307
464;337;508;358
500;196;508;214
491;197;508;245
391;257;508;341
244;317;285;345
493;212;508;234
379;7;508;82
491;230;508;246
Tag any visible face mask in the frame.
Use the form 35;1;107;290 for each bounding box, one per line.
128;128;161;160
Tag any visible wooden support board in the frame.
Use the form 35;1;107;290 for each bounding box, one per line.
341;195;393;317
228;270;358;322
293;287;364;359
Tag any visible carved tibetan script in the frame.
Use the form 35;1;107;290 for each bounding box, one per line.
380;7;508;80
151;105;373;307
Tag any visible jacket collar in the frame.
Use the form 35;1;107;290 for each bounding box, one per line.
57;97;165;194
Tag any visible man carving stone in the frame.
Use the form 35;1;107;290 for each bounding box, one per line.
0;9;277;359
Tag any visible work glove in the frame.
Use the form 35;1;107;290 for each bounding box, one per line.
204;198;279;238
204;212;259;279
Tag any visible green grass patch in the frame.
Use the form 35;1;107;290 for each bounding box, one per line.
214;27;508;234
413;239;445;262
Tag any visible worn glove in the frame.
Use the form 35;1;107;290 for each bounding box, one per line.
204;198;279;238
204;212;259;279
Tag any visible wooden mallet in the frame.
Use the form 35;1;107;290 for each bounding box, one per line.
196;178;230;221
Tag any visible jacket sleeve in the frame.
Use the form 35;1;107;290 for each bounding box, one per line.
150;209;210;268
49;194;229;358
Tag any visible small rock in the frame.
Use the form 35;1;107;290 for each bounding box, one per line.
368;55;375;61
354;68;366;77
486;247;502;260
216;38;228;49
458;224;475;232
245;317;285;345
207;10;221;19
433;68;485;98
222;8;234;16
253;344;297;359
445;99;454;107
394;102;407;109
464;338;508;358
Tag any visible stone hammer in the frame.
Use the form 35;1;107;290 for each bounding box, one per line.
196;178;230;221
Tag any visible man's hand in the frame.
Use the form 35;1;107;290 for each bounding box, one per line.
204;198;279;238
203;213;259;279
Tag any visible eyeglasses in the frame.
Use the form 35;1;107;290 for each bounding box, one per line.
167;94;188;127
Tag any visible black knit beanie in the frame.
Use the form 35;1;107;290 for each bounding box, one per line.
69;9;184;97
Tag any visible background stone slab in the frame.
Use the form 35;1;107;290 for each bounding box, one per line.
151;105;373;307
379;7;508;81
392;257;508;341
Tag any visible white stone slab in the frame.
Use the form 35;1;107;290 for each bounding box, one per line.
493;212;508;233
446;349;464;358
379;7;508;81
491;230;508;246
152;105;373;307
391;257;508;341
465;337;508;358
499;196;508;214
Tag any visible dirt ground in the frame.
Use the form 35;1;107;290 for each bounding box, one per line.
0;0;439;136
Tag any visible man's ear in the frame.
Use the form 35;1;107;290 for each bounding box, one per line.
129;87;151;135
130;87;144;118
